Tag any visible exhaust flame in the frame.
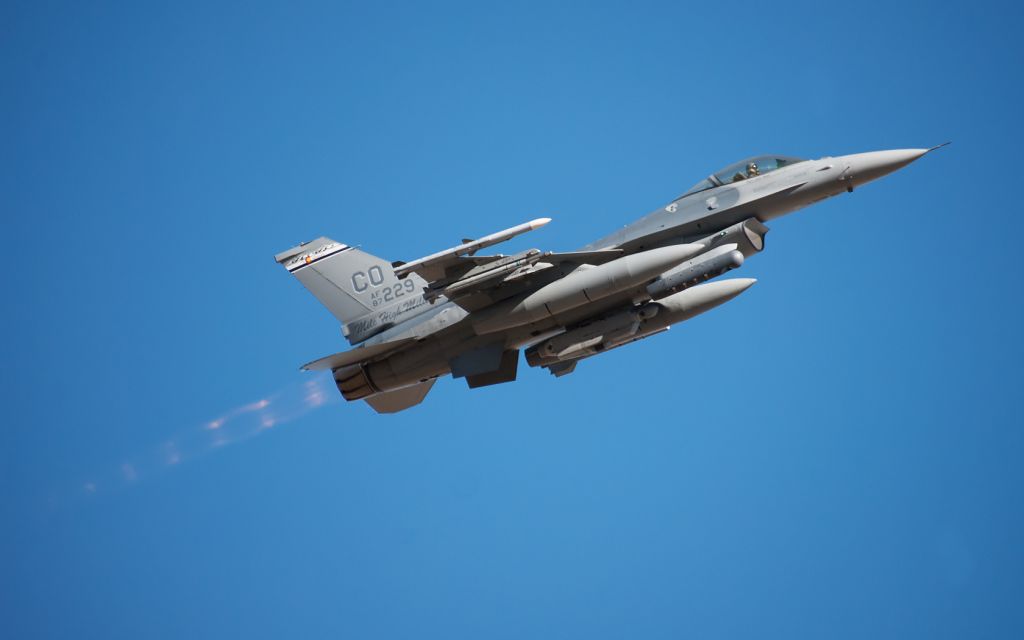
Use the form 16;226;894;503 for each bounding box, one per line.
72;375;338;503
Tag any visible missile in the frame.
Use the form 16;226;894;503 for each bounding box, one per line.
526;278;757;365
473;243;705;334
528;306;651;362
425;248;543;301
395;218;551;279
537;327;671;368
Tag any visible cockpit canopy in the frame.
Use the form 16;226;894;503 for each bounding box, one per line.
682;155;806;197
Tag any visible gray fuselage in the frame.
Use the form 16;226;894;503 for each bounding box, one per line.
329;148;934;403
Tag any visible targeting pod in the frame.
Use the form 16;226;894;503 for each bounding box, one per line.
646;244;745;299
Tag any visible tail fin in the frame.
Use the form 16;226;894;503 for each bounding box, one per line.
275;237;430;344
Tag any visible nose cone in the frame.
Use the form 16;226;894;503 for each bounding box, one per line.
840;148;932;187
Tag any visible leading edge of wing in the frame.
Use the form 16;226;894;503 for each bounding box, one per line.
301;338;416;371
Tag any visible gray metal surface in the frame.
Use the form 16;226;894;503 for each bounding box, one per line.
275;146;944;412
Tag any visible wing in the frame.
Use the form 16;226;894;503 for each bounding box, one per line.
393;217;623;310
394;218;552;282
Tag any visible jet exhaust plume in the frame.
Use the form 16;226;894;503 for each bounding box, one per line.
67;375;338;505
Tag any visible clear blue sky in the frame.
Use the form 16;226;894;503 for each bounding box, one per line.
4;1;1023;638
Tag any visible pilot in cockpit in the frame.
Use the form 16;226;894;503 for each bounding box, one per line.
732;162;761;183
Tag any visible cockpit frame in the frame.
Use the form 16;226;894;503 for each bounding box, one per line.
680;155;806;198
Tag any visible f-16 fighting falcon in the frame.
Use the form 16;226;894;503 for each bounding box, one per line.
276;146;946;413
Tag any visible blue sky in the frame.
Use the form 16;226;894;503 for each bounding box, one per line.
3;1;1023;637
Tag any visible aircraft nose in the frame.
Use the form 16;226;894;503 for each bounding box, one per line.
839;147;935;188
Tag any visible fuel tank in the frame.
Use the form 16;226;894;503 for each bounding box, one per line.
472;244;704;334
526;278;757;365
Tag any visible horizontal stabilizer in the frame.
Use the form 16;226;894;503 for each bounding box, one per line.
301;338;415;371
365;379;436;414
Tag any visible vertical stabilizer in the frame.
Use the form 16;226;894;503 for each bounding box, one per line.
275;237;431;344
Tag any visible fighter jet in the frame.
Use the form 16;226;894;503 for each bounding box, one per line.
275;146;945;413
